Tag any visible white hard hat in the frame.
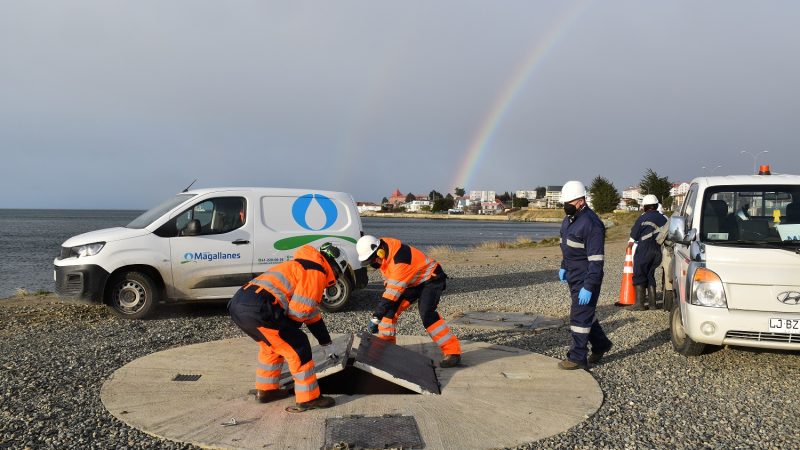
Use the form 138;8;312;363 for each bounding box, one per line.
356;235;381;261
560;181;586;203
642;194;659;206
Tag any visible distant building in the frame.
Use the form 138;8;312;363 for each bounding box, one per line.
469;190;496;202
670;182;691;210
388;189;405;206
515;190;539;200
404;200;431;213
622;186;643;204
357;202;381;214
480;199;505;214
544;186;562;208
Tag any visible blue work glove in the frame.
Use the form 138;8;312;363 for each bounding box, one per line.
578;288;592;305
558;268;567;284
368;317;379;334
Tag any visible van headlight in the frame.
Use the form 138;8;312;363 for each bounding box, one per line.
70;242;105;258
690;267;727;307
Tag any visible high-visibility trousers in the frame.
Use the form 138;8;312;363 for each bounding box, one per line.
377;278;461;356
228;287;321;404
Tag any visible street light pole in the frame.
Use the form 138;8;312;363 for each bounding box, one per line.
701;165;723;175
740;150;769;174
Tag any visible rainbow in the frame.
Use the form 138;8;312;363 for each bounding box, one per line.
451;1;591;192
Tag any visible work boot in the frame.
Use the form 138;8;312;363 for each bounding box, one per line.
440;354;461;368
588;343;613;364
255;388;293;403
285;395;335;413
558;359;588;370
629;285;647;311
648;286;658;311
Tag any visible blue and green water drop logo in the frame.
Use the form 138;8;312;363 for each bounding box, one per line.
274;193;356;250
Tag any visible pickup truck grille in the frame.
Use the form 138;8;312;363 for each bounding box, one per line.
726;331;800;344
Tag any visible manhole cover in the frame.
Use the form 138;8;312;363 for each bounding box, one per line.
450;311;562;330
324;415;424;449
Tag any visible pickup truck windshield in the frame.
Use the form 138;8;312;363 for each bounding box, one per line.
127;194;196;229
701;185;800;246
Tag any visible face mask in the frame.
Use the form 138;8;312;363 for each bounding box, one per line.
369;260;381;269
564;202;577;216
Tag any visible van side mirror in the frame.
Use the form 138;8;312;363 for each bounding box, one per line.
183;219;201;236
668;215;696;244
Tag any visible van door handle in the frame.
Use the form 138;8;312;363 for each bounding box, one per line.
232;239;250;245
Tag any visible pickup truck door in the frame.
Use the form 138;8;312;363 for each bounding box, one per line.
674;184;699;303
168;196;254;299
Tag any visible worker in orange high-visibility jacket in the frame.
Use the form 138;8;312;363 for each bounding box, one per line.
356;235;462;368
227;243;349;413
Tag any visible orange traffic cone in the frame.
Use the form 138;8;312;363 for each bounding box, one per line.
615;246;635;306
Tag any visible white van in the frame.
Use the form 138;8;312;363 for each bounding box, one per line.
667;169;800;355
54;187;368;319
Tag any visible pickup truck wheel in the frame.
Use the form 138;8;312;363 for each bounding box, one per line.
107;271;159;319
320;276;352;313
670;303;705;356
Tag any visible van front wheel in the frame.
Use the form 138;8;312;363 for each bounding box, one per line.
670;303;705;356
107;271;159;319
321;276;352;313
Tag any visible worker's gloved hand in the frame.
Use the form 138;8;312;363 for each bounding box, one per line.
558;268;567;284
321;342;339;361
368;317;379;334
578;288;592;305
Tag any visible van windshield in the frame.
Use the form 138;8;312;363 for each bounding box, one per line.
127;194;196;229
701;185;800;246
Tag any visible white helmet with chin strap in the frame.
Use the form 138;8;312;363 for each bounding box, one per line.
356;235;381;262
560;181;587;203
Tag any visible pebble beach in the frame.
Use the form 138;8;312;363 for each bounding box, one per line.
2;239;799;449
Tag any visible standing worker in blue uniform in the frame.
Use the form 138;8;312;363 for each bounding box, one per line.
557;180;613;370
628;194;668;311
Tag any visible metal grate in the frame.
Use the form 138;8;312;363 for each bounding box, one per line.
726;331;800;344
324;415;424;450
172;374;202;381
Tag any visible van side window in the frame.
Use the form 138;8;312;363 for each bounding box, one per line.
156;197;246;237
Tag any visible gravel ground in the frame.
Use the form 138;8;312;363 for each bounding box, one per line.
2;241;800;449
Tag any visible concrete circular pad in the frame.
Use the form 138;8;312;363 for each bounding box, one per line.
101;335;602;449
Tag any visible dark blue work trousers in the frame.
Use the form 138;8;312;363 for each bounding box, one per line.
567;282;612;365
633;242;662;287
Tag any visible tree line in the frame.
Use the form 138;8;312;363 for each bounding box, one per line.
381;168;674;214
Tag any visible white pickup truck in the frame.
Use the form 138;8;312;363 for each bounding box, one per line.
667;168;800;355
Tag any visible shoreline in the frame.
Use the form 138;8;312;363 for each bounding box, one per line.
360;212;562;222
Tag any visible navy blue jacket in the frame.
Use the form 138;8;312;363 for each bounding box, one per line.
630;210;667;249
560;205;605;293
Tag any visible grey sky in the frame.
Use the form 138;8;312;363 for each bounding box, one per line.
1;1;798;209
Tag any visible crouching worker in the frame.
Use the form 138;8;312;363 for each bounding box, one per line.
228;243;349;413
356;235;462;368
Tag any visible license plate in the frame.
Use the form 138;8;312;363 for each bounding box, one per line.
768;318;800;333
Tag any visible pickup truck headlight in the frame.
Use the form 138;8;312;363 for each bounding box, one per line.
690;267;727;307
70;242;105;258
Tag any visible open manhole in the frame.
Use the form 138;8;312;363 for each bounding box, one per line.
324;414;424;450
318;359;417;395
450;311;562;331
278;333;440;396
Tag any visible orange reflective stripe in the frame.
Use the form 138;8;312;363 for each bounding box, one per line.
426;318;461;356
292;360;320;403
255;342;283;390
379;238;441;300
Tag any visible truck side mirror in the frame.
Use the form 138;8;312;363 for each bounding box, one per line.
668;215;697;245
183;219;202;236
